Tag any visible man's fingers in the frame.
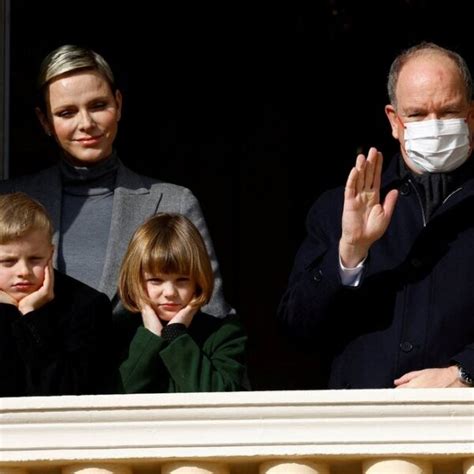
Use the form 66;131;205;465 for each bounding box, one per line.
344;167;359;199
382;189;399;221
355;154;366;193
394;370;420;385
372;151;384;191
364;148;379;189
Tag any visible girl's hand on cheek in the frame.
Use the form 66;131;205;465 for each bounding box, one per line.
140;303;163;336
169;301;199;328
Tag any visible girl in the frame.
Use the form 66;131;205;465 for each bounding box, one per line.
118;213;247;393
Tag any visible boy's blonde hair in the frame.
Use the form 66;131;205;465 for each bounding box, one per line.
0;193;53;244
119;213;214;313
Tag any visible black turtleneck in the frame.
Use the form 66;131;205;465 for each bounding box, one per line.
57;153;119;290
399;156;474;221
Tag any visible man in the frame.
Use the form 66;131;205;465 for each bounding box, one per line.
278;42;474;389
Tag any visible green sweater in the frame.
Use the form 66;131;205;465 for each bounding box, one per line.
119;313;248;393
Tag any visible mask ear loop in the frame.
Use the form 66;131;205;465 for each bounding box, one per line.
396;114;407;129
465;112;473;153
395;114;410;158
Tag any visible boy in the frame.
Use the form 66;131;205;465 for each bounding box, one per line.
0;192;112;396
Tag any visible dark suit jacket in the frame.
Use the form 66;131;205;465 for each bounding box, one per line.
0;270;113;396
279;155;474;388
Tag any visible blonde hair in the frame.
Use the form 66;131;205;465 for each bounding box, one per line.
119;213;214;313
0;192;53;244
37;44;116;112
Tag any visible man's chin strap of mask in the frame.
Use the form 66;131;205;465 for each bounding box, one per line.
396;115;471;173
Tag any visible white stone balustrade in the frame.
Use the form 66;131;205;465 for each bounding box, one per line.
0;390;472;474
363;459;432;474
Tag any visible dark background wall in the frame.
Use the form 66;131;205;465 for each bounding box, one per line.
9;1;474;389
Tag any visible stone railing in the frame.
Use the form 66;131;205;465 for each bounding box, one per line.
0;389;473;473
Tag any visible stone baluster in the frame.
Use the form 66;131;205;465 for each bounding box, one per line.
260;460;330;474
161;462;229;474
62;465;133;474
363;459;432;474
464;459;474;473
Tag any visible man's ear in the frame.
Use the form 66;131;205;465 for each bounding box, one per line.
385;104;400;140
35;107;52;136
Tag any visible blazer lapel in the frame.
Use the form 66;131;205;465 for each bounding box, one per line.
99;163;163;298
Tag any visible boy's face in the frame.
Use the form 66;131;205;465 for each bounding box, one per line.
0;230;53;302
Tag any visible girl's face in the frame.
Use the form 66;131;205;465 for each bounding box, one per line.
144;272;197;321
37;70;122;166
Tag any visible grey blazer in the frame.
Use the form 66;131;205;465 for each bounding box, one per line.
0;161;231;318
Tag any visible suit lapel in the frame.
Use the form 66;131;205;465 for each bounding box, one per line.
99;164;163;298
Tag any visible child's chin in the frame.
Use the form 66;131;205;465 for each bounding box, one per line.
9;293;30;303
157;311;177;322
11;288;38;301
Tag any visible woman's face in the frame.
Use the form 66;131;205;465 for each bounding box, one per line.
38;70;122;166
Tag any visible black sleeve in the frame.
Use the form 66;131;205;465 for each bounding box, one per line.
0;303;26;396
277;190;353;340
11;291;114;396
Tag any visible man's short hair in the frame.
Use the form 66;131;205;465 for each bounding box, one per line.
387;42;473;108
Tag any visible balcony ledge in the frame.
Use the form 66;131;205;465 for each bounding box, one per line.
1;389;473;463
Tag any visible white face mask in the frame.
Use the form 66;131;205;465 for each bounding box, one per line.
403;118;471;173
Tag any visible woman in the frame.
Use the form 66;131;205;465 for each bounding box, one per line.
0;44;230;318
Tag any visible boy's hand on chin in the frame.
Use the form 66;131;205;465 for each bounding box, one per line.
18;262;54;315
0;290;18;306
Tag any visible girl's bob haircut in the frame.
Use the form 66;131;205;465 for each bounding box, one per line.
119;213;214;313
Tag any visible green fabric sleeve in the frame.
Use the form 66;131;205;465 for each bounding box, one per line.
159;316;247;392
119;326;168;393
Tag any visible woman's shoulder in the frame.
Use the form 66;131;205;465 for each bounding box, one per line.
117;162;193;196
